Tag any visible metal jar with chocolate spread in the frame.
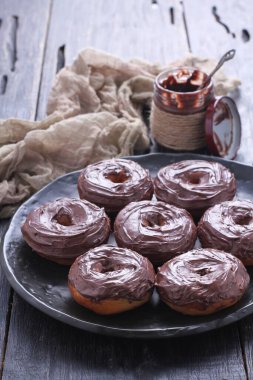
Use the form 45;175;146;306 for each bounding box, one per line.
150;67;214;152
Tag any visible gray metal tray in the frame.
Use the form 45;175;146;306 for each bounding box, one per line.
2;153;253;338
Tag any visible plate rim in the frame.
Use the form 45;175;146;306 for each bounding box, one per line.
2;152;253;338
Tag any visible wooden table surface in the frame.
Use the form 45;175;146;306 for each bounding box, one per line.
1;1;253;379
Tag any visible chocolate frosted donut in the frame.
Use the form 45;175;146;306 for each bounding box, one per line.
114;200;197;266
154;160;236;218
156;249;249;316
78;159;153;213
21;198;110;265
198;200;253;265
68;245;156;314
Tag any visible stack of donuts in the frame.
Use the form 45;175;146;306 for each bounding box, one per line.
21;158;252;316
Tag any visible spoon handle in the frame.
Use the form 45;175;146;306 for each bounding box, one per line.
200;49;236;89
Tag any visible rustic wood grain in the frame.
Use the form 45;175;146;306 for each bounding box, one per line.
183;0;253;165
0;0;51;372
239;316;253;380
2;294;247;380
0;0;51;119
0;221;11;378
36;0;188;119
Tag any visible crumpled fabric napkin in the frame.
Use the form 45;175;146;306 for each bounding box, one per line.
0;48;240;218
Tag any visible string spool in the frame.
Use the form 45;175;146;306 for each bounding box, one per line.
150;67;214;151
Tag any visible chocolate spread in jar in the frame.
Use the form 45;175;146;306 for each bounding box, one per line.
161;69;203;93
154;67;214;115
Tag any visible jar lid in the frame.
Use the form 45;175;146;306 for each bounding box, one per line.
205;96;241;160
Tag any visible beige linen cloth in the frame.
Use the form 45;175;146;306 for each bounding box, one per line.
0;48;240;218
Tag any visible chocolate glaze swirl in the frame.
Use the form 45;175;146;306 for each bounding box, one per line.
154;160;236;218
156;249;249;307
21;198;111;264
78;159;153;213
198;200;253;263
68;245;156;301
114;200;197;265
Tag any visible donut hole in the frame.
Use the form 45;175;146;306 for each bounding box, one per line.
188;172;203;185
196;268;209;276
53;207;72;226
100;262;118;273
104;169;130;183
233;213;252;226
142;213;166;228
92;260;130;273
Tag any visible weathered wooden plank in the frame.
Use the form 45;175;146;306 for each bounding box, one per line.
2;294;247;380
239;316;253;380
0;221;11;378
183;0;253;165
0;0;51;119
37;0;188;119
0;0;51;374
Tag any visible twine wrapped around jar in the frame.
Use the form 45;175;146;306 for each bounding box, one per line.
150;101;206;151
150;67;214;151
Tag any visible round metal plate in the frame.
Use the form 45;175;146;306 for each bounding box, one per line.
1;153;253;338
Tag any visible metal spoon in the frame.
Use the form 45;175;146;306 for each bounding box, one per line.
198;49;236;89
